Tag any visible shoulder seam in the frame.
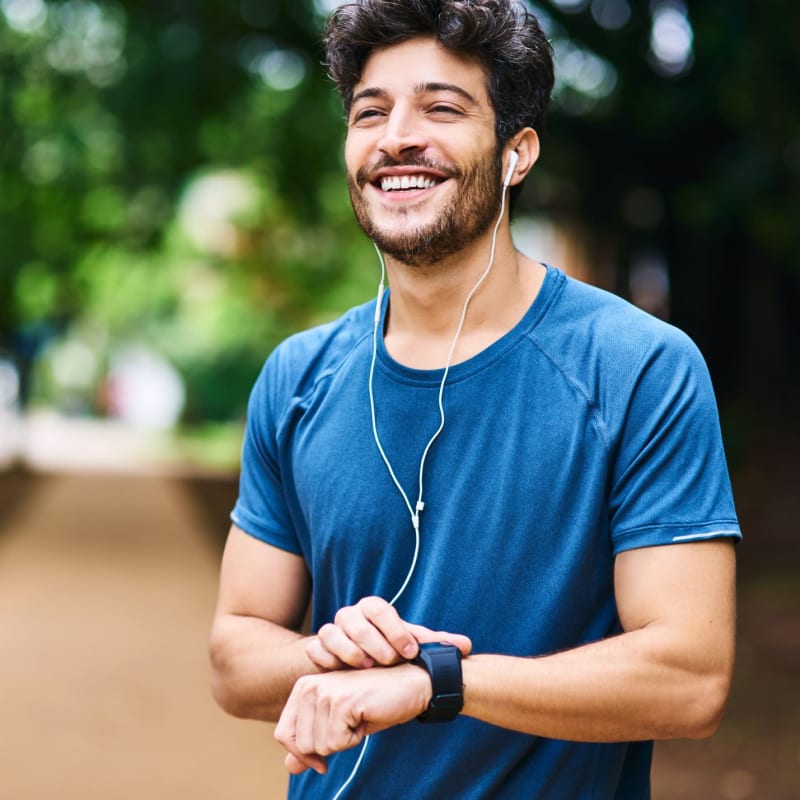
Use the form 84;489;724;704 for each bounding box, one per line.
523;332;612;450
274;325;373;432
307;327;373;398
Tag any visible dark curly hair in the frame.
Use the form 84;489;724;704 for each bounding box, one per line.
323;0;555;145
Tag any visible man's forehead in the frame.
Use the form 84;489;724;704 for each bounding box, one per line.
354;36;491;104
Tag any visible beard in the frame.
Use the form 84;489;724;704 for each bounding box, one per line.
347;150;503;267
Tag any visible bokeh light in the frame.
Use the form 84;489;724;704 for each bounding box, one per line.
649;0;694;76
590;0;631;31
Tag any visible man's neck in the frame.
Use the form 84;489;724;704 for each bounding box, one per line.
380;232;546;370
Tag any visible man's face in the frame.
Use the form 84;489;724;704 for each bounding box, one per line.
344;37;502;267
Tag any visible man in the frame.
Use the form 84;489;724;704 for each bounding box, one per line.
209;1;741;797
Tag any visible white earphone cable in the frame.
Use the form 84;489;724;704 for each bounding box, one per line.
331;161;512;800
370;175;510;579
330;734;370;800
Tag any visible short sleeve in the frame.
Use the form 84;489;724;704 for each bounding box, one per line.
608;328;741;554
230;355;303;555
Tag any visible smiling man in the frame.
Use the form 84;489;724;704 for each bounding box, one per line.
209;2;741;799
346;42;506;269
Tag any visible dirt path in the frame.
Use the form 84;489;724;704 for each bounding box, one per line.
1;463;797;799
0;471;288;799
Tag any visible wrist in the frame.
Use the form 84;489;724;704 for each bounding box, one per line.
397;661;434;718
300;635;327;675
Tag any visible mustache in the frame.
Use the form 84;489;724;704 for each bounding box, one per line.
355;155;459;188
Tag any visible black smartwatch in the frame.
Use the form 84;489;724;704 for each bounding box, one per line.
413;642;464;723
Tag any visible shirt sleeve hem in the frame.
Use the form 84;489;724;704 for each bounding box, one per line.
229;505;303;556
613;520;742;555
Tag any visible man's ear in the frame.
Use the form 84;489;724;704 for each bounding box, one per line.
504;128;540;187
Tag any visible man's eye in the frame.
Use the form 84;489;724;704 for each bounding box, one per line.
353;108;384;122
429;105;461;115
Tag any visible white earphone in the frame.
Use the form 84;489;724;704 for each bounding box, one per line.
504;149;519;188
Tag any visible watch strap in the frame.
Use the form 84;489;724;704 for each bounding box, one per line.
413;642;463;723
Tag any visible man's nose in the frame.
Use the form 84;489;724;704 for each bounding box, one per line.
377;105;428;161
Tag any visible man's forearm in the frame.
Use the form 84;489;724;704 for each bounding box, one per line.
462;626;732;742
209;614;320;721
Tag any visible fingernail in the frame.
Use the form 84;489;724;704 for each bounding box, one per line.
403;643;417;658
361;657;375;668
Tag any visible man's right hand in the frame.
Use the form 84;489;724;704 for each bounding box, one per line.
305;595;472;670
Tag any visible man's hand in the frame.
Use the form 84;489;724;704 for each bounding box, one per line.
305;595;472;670
274;662;431;775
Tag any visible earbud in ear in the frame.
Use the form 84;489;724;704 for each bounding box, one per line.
503;150;519;188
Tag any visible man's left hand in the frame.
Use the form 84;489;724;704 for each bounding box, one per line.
274;662;431;775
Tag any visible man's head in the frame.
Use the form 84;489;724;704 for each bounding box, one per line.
326;1;554;266
324;0;554;148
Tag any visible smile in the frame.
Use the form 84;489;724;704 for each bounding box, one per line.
378;174;443;192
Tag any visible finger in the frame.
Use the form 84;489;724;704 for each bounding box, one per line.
315;623;375;669
296;679;364;769
333;605;403;665
273;695;296;754
405;623;472;656
334;597;416;663
285;751;327;775
292;679;320;762
305;635;352;671
313;685;336;759
275;716;325;775
275;679;328;777
361;597;421;659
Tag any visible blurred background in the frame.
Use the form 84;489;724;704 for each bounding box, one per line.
0;1;797;798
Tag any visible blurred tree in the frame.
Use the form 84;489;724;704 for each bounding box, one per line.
526;0;800;435
1;0;797;431
0;0;373;418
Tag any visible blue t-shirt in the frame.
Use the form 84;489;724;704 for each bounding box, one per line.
233;266;741;799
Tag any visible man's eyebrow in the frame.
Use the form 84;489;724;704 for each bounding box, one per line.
413;82;479;105
350;82;479;107
350;86;389;106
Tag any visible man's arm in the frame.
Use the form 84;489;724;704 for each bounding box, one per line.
209;526;472;723
209;525;316;721
275;539;736;771
462;540;737;740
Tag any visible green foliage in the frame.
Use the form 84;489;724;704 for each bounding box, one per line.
0;0;377;419
1;0;798;424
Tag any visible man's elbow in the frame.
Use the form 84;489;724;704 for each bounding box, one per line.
678;669;733;739
210;667;249;719
211;678;244;719
208;629;251;719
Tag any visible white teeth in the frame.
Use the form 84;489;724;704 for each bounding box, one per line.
380;174;438;192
